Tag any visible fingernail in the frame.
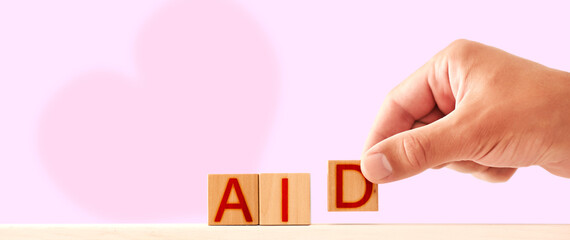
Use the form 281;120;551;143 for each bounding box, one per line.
362;153;392;182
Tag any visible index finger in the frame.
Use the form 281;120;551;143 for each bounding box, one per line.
362;52;456;154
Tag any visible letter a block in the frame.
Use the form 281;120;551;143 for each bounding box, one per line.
208;174;259;225
328;160;378;211
259;173;311;225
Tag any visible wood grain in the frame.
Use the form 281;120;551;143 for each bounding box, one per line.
259;173;310;225
1;224;569;240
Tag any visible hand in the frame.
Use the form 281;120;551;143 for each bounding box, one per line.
361;39;570;183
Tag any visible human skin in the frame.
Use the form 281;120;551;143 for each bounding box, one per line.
360;39;570;184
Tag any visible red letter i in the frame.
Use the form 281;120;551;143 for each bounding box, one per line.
282;178;289;222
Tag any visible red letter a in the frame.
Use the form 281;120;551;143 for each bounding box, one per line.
214;178;253;222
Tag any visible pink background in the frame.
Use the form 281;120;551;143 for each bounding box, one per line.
1;0;570;224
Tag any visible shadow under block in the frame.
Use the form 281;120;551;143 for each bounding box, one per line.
208;174;259;225
259;173;311;225
328;160;378;211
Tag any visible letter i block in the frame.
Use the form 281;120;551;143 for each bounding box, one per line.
208;174;259;225
259;173;310;225
328;160;378;211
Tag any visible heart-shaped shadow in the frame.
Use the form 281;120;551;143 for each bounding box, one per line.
38;0;278;221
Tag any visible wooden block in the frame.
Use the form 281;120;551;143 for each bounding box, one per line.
328;160;378;211
259;173;310;225
208;174;259;225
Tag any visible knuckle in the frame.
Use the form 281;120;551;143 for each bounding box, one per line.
447;39;471;48
446;39;475;53
385;89;399;103
401;133;429;170
445;39;481;65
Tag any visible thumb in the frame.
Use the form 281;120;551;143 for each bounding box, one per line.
361;114;467;183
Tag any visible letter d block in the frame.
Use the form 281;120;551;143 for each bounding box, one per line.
328;160;378;211
208;174;259;225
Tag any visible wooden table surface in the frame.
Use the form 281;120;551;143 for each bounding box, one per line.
1;224;569;240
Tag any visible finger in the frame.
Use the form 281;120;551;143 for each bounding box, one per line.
431;163;449;169
418;107;446;125
411;121;426;129
446;161;489;173
411;108;446;129
362;48;456;154
361;111;470;183
472;167;517;183
446;161;517;183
